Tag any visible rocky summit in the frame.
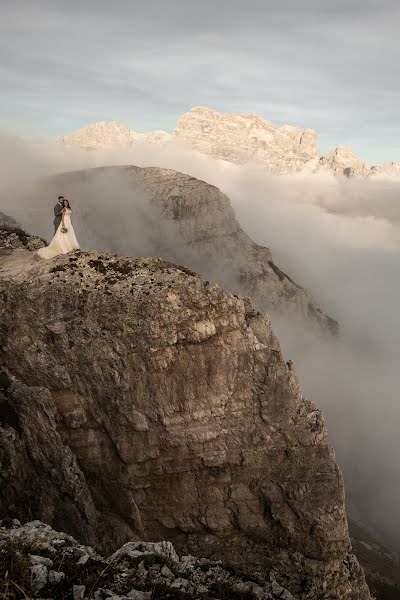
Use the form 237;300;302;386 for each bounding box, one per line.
0;234;369;599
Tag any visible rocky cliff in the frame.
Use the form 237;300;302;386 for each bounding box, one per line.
38;165;337;332
0;236;368;599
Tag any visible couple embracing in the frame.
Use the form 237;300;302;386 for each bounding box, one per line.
38;195;80;260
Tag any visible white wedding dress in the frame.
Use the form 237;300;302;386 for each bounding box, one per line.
37;209;80;260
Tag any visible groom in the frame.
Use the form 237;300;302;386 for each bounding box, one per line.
54;196;64;234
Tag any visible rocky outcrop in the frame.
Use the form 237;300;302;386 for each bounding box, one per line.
0;243;368;599
318;147;370;177
44;165;338;332
0;520;326;600
174;106;319;174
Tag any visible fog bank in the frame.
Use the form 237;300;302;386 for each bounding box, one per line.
1;133;400;549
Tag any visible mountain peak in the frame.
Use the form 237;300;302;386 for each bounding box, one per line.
57;120;135;148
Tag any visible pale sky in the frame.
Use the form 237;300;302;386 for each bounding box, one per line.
1;0;400;163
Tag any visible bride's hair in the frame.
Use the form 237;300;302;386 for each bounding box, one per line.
63;199;71;209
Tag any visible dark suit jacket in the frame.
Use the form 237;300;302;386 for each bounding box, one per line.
54;202;63;230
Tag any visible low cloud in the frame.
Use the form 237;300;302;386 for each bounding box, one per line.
1;133;400;549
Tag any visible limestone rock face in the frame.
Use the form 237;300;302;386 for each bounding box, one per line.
0;245;368;599
174;106;319;174
48;165;338;332
319;146;370;177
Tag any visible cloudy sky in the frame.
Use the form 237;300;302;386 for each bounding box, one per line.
1;0;399;162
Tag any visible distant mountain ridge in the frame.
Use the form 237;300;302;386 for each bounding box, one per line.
57;106;398;177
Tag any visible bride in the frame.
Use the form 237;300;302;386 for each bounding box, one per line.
38;199;80;260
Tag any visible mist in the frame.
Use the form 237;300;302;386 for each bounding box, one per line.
1;132;400;549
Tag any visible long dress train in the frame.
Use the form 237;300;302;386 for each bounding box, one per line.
37;209;80;260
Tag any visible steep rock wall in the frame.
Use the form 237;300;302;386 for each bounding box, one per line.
0;247;368;598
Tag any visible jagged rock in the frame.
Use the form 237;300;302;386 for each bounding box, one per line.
174;106;319;174
0;520;293;600
49;569;65;584
318;146;370;177
0;248;368;598
46;165;337;332
31;562;48;593
73;584;86;600
111;541;179;564
127;591;151;600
